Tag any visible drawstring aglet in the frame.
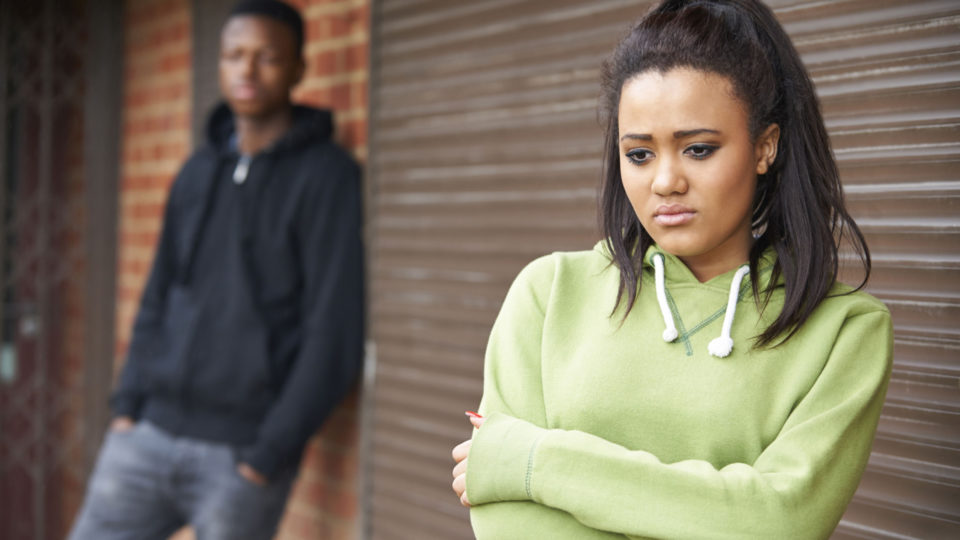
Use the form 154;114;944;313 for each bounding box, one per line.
708;265;750;358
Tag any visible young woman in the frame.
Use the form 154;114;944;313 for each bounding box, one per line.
451;1;893;538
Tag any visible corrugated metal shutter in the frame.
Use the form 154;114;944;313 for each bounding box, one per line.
364;1;960;538
778;1;960;538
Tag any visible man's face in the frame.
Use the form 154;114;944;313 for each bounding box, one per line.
219;15;303;119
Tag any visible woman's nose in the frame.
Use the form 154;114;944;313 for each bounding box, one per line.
651;156;687;196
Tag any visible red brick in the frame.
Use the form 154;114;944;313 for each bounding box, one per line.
299;475;327;507
351;80;367;111
321;446;358;483
123;174;172;192
117;283;148;302
345;41;367;72
299;441;325;471
325;482;357;520
330;82;351;109
120;229;162;247
159;51;191;73
298;87;333;108
312;49;341;75
335;117;366;148
119;258;152;277
124;82;189;108
308;16;353;42
278;510;329;539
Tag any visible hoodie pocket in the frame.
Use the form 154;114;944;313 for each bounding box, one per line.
140;285;197;395
188;321;276;415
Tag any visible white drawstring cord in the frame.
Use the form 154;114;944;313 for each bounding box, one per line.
652;254;678;342
708;265;750;358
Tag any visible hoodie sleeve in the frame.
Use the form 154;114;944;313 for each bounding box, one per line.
474;256;555;425
467;306;893;540
109;178;182;420
240;148;365;479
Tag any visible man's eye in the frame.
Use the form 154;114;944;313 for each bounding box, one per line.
625;149;653;165
685;144;717;159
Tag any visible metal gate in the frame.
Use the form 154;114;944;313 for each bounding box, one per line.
0;0;114;538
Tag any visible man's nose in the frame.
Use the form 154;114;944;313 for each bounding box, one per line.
236;55;256;77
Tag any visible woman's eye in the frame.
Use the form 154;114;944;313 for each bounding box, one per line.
625;149;653;165
685;144;717;159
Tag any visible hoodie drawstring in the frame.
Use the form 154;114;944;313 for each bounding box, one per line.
707;265;750;358
653;254;679;342
652;253;750;358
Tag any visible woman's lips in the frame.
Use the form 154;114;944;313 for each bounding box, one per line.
654;205;696;226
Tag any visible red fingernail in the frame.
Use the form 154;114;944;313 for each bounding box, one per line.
465;411;483;419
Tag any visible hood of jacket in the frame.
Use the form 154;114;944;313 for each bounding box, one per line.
592;240;779;290
171;102;336;286
640;244;779;291
594;240;781;358
205;101;334;155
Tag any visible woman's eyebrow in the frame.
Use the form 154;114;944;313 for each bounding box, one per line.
619;129;721;142
674;128;720;138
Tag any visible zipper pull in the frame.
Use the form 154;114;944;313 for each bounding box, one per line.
233;155;251;184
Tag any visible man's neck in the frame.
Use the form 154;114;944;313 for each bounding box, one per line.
235;105;294;155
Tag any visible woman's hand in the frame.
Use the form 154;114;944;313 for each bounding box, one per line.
451;412;485;507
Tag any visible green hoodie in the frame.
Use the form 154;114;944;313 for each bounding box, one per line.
467;242;892;540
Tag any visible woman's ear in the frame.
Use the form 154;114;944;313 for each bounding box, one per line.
755;124;780;175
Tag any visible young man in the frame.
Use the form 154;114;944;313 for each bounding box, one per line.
69;1;364;538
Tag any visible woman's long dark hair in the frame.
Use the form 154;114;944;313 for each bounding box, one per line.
599;0;870;347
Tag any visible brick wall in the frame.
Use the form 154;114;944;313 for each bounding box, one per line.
115;0;192;359
293;0;369;159
115;1;369;539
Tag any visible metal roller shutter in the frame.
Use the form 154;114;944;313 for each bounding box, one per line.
778;1;960;538
364;1;960;538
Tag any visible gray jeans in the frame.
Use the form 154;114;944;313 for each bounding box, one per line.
68;421;295;540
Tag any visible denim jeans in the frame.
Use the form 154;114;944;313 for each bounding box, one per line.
68;421;295;540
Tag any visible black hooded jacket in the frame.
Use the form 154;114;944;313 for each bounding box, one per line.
110;103;364;478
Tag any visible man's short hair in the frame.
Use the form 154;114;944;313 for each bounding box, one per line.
229;0;305;57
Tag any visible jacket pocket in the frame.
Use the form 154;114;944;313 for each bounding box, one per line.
140;285;196;395
188;322;275;415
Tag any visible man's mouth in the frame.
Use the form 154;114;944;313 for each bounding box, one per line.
232;84;259;100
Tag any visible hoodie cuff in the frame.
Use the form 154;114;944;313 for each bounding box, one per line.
466;412;547;505
108;394;141;421
238;441;286;481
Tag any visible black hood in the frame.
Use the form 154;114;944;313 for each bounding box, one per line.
173;102;336;286
205;102;334;154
